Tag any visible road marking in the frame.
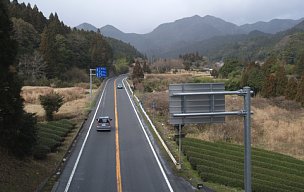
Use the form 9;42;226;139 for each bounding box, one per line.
64;80;109;192
122;78;174;192
124;79;177;166
114;79;123;192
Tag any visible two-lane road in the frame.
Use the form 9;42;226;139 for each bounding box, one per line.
54;77;193;192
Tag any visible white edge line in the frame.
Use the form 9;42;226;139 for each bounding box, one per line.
137;97;177;165
64;79;109;192
124;79;177;165
122;78;174;192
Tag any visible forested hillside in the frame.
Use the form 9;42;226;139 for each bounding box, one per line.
0;0;142;160
216;21;304;106
7;0;142;86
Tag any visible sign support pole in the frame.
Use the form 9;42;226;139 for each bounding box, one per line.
89;69;96;98
244;87;252;192
177;124;182;170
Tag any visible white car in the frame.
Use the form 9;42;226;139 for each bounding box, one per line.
117;83;123;89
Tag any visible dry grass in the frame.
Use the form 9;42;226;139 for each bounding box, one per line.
22;86;95;120
142;91;304;160
145;73;193;84
22;86;53;104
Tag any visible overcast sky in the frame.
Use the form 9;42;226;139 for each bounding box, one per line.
18;0;304;34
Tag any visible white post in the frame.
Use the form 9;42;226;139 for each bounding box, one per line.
89;69;96;98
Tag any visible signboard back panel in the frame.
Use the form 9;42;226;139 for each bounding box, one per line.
169;83;225;124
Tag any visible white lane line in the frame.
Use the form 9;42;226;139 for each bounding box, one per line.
124;79;177;166
64;80;109;192
122;79;174;192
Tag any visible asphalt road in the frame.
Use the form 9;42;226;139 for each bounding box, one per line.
54;76;194;192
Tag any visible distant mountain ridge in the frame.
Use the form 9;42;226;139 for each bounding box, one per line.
239;18;304;34
76;22;98;32
76;15;304;57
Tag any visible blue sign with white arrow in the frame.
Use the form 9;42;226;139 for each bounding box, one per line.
96;67;107;78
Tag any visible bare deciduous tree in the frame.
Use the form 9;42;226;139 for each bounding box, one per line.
18;51;47;83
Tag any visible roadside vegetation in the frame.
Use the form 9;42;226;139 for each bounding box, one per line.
34;119;76;160
130;67;304;191
0;83;99;191
184;138;304;192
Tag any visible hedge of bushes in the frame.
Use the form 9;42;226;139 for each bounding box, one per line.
33;119;75;159
183;138;304;192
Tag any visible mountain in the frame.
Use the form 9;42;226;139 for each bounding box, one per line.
99;15;244;56
100;25;145;51
100;25;126;39
77;15;304;58
146;15;241;44
76;22;98;32
240;18;304;34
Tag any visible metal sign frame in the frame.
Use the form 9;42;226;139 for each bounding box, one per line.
169;84;252;192
89;67;107;98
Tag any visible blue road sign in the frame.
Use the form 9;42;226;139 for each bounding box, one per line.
96;67;107;78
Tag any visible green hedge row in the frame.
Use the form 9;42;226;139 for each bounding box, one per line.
38;131;64;142
185;148;304;179
183;141;304;175
183;138;304;168
189;156;304;190
191;159;303;191
33;119;74;159
183;138;304;191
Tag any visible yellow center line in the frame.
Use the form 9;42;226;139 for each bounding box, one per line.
114;79;122;192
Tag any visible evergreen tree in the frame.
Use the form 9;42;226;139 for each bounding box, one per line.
39;24;57;78
219;57;243;78
241;62;265;94
261;55;277;77
90;32;112;68
132;60;144;81
0;0;37;157
296;51;304;77
295;74;304;106
11;17;39;55
261;74;277;98
285;77;298;100
275;65;288;96
142;61;151;73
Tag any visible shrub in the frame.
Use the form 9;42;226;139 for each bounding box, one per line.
39;92;64;121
